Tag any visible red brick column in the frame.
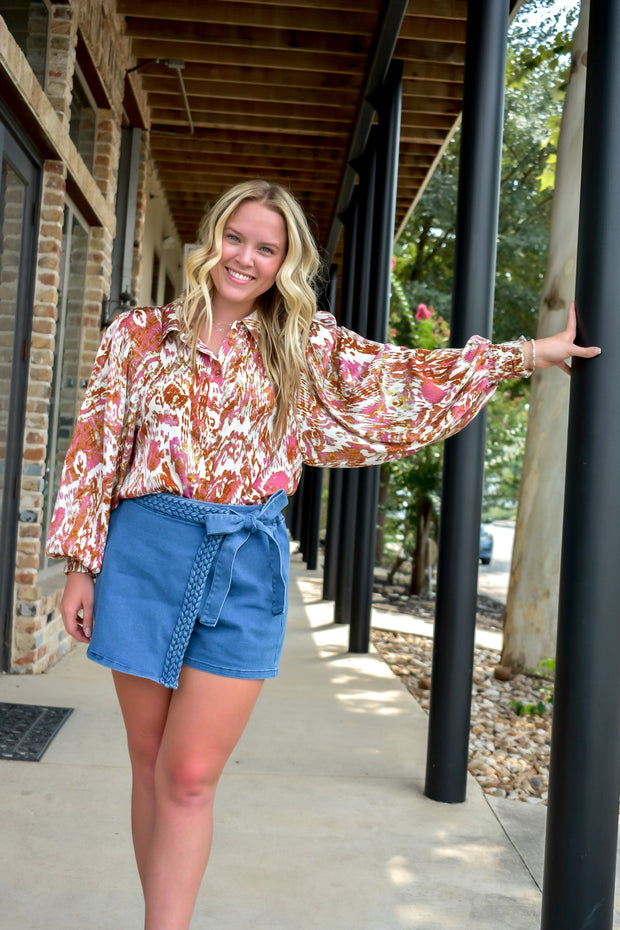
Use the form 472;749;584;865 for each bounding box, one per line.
13;161;69;672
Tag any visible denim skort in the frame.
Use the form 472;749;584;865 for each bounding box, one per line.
87;490;289;688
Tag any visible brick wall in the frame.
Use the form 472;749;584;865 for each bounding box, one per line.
4;0;138;673
13;160;66;672
1;0;185;674
46;4;77;125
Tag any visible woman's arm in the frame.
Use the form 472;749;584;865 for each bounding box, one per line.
60;572;94;642
529;301;601;374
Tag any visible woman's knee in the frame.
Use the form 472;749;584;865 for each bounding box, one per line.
155;755;222;809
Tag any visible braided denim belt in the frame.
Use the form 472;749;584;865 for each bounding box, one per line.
135;489;288;688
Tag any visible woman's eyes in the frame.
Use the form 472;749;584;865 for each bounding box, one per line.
225;233;274;255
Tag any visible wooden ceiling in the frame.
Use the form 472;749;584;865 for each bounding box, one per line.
118;0;483;250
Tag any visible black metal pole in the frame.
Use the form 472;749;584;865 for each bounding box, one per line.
333;469;359;624
291;465;305;543
301;466;323;570
299;268;335;570
424;0;508;803
350;131;377;340
333;144;376;626
541;3;620;927
324;203;357;604
323;469;343;601
349;61;403;654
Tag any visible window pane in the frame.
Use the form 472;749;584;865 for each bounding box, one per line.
0;159;27;526
69;78;96;173
1;2;49;87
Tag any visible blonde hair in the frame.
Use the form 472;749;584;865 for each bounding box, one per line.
183;180;322;436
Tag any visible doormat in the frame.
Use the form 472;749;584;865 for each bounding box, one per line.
0;702;73;761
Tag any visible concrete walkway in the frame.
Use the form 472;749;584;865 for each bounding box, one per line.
0;551;607;929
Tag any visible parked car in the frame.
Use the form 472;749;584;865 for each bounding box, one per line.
479;525;493;565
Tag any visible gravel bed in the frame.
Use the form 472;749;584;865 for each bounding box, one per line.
371;584;552;804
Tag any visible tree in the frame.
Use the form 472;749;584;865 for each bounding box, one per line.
502;0;588;670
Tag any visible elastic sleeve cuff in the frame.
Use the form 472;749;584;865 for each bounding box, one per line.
518;336;535;378
64;558;95;577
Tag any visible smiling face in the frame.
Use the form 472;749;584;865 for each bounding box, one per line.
210;199;288;319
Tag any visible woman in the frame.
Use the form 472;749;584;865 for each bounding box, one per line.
46;179;600;930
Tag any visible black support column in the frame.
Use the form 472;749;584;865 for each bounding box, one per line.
541;3;620;928
424;0;508;803
330;191;359;617
349;60;403;653
299;267;338;571
333;142;376;625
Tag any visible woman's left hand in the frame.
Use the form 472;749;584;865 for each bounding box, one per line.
532;301;601;375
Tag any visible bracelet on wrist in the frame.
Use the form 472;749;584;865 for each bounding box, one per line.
519;336;535;376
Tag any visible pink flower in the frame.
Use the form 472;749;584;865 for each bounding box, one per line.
416;303;432;321
391;256;397;271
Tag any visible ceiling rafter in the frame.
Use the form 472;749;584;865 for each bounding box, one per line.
119;0;520;249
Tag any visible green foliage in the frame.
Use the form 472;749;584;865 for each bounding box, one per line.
385;0;577;552
511;658;555;717
512;699;549;718
483;387;529;520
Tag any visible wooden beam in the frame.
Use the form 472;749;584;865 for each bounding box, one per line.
149;111;348;136
401;60;465;83
150;150;342;173
395;39;466;65
134;60;363;91
122;0;381;15
400;16;466;43
129;38;366;72
400;112;458;130
124;17;372;57
148;128;348;154
402;76;463;99
399;129;449;144
402;96;462;116
400;142;444;158
118;0;378;35
405;0;467;16
146;93;356;123
141;76;360;107
133;58;360;93
158;170;337;191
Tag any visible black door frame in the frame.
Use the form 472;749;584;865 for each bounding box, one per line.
0;115;41;672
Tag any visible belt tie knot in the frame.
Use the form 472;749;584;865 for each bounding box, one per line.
139;489;288;689
198;488;288;627
243;514;259;533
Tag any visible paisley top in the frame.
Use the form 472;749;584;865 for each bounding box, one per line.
46;297;530;574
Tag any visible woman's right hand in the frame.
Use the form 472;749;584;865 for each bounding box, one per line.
60;572;95;643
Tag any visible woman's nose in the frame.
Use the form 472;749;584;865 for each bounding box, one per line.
237;244;253;266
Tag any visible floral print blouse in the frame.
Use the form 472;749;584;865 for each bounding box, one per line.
46;297;530;574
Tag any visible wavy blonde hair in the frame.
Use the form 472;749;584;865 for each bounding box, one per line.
182;180;322;436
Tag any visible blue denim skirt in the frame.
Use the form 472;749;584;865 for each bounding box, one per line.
87;490;289;688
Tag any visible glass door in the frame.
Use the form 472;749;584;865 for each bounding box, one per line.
0;121;41;671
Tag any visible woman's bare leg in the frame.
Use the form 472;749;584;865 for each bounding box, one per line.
113;672;173;888
143;666;263;930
